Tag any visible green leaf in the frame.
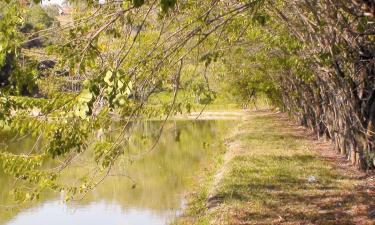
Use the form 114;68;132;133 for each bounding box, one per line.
104;70;114;86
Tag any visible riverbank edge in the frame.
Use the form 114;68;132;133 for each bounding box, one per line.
174;110;375;225
172;110;250;225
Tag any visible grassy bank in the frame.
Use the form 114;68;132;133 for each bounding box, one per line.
176;111;374;225
148;91;271;112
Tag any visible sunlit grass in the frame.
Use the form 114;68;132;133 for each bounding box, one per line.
177;112;368;225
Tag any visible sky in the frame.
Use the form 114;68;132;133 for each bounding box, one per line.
41;0;64;5
41;0;105;5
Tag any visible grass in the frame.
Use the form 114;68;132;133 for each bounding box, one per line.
177;112;373;225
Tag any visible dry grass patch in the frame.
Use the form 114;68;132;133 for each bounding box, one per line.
178;111;374;225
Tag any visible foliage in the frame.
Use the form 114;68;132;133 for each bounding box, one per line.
0;2;39;96
0;0;374;204
25;5;59;30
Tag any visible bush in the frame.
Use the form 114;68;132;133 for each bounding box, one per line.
25;5;59;31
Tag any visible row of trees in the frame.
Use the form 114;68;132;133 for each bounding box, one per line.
261;0;375;169
201;0;374;169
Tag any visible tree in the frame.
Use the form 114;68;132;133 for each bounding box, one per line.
0;0;374;203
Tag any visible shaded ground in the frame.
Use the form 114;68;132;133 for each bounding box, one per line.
177;111;375;225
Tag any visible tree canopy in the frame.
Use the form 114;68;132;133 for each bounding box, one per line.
0;0;374;202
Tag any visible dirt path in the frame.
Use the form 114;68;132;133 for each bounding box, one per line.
179;110;375;225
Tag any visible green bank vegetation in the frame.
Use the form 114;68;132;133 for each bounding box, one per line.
178;112;373;224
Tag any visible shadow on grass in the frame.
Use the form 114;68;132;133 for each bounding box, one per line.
188;112;375;225
212;154;373;224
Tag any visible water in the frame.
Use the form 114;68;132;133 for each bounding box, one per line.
0;120;233;225
4;201;175;225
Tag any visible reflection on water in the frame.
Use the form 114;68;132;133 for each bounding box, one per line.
6;201;177;225
0;120;233;225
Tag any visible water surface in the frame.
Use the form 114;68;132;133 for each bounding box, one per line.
0;120;232;225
